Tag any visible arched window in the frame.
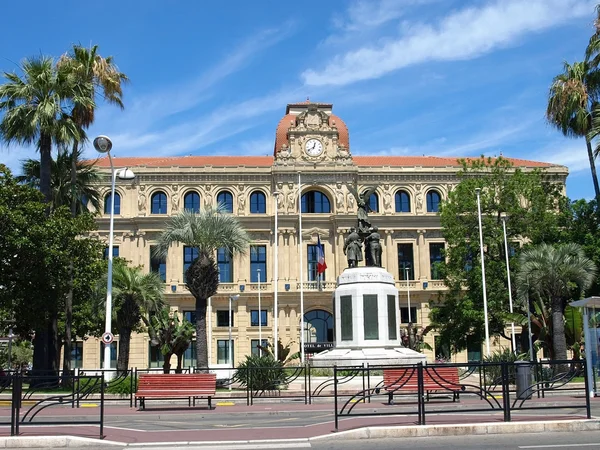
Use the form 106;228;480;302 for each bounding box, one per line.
301;191;331;213
250;191;266;214
304;309;334;343
151;191;168;214
184;191;200;213
217;191;233;213
104;192;121;215
426;190;441;213
395;191;411;213
367;192;379;213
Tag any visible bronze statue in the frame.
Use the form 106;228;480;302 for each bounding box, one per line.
365;226;382;268
347;184;377;236
343;227;363;268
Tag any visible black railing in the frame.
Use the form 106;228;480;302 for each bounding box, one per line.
333;360;591;431
5;371;104;437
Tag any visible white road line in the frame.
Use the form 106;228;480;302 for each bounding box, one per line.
520;444;600;448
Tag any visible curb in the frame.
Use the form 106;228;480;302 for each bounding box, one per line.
1;419;599;448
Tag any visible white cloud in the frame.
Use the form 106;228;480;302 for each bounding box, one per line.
97;23;296;132
334;0;432;31
533;139;593;173
303;0;595;86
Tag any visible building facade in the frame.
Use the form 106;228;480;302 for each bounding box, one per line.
78;101;568;370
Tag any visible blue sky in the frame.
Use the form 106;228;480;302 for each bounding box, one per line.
0;0;598;200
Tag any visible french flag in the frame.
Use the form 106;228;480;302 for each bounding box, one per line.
317;235;327;274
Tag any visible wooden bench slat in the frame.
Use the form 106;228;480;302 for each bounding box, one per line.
135;373;217;410
383;367;463;404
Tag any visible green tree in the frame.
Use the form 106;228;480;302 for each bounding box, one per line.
106;262;164;372
547;60;600;200
429;156;565;354
148;308;195;373
156;206;250;370
18;148;102;214
515;243;596;367
558;199;600;295
0;56;93;373
0;165;104;373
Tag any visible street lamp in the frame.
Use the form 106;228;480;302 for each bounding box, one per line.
500;213;517;355
7;328;14;370
94;135;136;376
257;268;262;356
475;188;491;358
405;267;412;323
228;294;239;372
273;191;282;361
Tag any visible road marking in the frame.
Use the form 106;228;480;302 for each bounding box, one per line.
217;401;235;406
213;423;248;428
520;444;600;448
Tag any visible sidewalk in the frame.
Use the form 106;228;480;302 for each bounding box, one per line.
1;394;599;448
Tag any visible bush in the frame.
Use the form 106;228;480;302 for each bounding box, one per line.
234;355;285;391
106;375;136;397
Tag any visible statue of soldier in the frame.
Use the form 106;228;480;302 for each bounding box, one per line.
365;226;382;267
343;227;363;268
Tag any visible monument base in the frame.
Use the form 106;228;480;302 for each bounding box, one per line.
309;266;427;367
310;346;426;367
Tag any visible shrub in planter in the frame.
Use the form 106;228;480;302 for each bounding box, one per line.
234;355;285;391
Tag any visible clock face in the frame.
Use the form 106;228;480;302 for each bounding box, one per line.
305;139;323;156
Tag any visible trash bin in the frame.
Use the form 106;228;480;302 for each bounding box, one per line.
515;361;533;400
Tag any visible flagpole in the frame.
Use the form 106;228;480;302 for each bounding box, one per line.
298;172;305;364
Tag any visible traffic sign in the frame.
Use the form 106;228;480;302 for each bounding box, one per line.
102;332;114;345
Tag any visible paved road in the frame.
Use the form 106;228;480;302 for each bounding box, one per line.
11;430;600;449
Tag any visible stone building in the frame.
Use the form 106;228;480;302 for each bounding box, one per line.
78;101;568;369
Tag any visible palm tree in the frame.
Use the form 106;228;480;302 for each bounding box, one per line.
18;148;102;213
0;56;92;205
515;243;596;370
0;56;93;374
57;45;127;377
148;308;195;373
156;205;251;370
547;61;600;200
109;262;165;372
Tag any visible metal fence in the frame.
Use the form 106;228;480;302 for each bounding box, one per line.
333;360;591;430
1;371;105;437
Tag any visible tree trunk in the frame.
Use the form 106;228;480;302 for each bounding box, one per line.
32;134;53;376
162;353;173;374
117;327;131;375
175;352;184;373
551;296;568;373
62;142;78;380
195;296;209;372
585;137;600;201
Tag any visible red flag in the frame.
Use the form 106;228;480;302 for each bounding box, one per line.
317;236;327;274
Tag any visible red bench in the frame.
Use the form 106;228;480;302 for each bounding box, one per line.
135;373;217;410
383;366;463;404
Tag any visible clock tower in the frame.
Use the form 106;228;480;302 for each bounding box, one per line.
273;101;351;164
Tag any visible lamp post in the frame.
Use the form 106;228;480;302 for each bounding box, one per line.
228;294;239;385
273;191;282;361
94;136;136;376
257;268;262;356
500;213;517;355
7;328;14;370
475;188;491;358
405;267;412;323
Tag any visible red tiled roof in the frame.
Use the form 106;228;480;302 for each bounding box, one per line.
353;156;556;168
91;155;561;169
93;155;274;168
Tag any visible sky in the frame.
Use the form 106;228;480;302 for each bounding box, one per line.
0;0;598;200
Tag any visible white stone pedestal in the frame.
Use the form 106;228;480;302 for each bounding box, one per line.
310;267;426;367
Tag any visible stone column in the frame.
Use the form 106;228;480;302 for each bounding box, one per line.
384;229;394;274
417;229;427;280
